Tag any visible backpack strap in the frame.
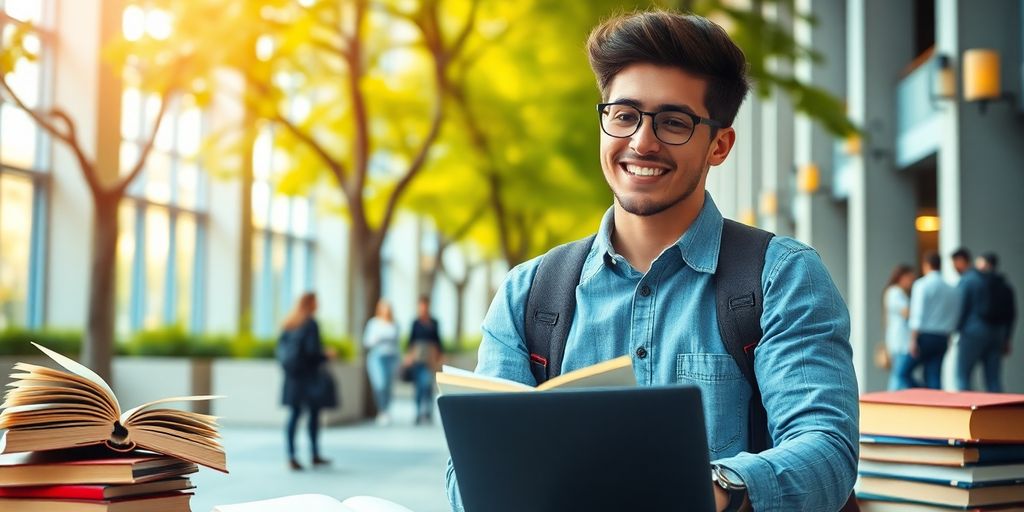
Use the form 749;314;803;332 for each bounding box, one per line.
715;219;774;454
524;235;597;384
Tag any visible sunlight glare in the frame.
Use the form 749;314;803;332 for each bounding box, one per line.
122;5;145;41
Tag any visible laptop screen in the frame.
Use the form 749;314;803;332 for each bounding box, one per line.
439;386;715;512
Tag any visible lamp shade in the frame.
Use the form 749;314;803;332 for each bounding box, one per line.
963;49;1000;102
797;163;820;194
758;190;778;217
843;134;862;156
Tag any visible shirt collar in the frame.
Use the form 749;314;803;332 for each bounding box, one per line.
592;191;724;275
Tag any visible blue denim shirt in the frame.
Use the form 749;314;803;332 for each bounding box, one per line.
445;193;858;512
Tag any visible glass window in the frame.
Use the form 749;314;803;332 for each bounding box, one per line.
0;1;51;329
250;121;316;337
118;2;209;335
0;174;34;329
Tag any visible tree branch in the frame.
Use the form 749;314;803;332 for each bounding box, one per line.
274;113;352;198
115;88;173;196
446;0;480;62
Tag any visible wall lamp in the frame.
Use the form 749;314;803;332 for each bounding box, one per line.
796;162;820;195
962;49;1015;114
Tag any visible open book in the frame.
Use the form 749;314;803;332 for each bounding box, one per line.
435;355;635;395
212;494;415;512
0;343;227;473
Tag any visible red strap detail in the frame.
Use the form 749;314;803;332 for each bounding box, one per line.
743;342;758;354
529;353;548;367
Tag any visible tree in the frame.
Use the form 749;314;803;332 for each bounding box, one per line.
0;11;187;379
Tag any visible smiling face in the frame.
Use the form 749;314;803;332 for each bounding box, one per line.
599;63;734;218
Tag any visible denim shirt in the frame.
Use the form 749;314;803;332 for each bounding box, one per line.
444;193;858;512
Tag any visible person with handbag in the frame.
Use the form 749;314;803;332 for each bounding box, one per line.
406;295;444;425
277;292;338;470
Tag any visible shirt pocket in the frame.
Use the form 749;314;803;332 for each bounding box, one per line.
675;353;750;456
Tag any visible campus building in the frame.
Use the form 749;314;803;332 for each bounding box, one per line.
707;0;1024;392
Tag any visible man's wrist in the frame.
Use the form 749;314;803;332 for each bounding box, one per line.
711;464;747;512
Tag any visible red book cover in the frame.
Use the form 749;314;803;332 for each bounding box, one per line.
860;389;1024;409
0;485;113;500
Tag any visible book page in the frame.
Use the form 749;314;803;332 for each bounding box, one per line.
439;366;534;389
536;355;635;391
30;342;121;415
120;395;223;425
211;494;353;512
340;496;416;512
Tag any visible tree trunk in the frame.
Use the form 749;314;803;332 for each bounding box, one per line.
84;193;119;382
350;226;383;419
453;281;467;351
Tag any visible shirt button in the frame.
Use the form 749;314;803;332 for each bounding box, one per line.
636;346;648;359
640;285;651;297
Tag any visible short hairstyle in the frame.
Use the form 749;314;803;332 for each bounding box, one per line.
586;10;750;127
982;252;999;269
925;252;941;271
951;247;971;261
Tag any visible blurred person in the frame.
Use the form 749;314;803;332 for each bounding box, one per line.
446;10;859;512
951;247;972;276
364;299;400;425
406;295;443;425
277;292;337;470
884;264;917;390
955;253;1017;392
908;253;961;389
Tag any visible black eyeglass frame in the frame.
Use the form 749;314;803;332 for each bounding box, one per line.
596;102;723;146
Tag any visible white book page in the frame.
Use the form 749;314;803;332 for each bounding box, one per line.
340;496;416;512
440;365;533;390
120;395;224;424
32;342;121;415
211;494;353;512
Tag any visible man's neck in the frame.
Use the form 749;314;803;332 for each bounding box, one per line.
611;195;705;274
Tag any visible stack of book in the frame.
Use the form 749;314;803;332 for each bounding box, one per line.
857;389;1024;511
0;343;228;511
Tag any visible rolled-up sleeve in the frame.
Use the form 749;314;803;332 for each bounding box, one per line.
713;241;858;512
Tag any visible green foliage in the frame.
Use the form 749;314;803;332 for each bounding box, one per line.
0;328;82;356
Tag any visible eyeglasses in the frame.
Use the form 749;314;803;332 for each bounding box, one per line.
597;102;723;146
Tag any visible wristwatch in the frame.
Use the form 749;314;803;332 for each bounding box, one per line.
711;464;747;512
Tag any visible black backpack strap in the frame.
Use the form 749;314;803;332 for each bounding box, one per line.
524;235;597;384
715;219;774;454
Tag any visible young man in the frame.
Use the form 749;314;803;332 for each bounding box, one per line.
445;11;858;512
952;247;973;276
908;252;960;389
955;253;1017;392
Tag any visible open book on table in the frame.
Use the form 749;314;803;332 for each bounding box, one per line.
211;494;415;512
435;355;635;395
0;342;227;473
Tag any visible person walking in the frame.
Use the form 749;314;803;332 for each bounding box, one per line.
406;295;443;425
364;299;400;425
277;292;337;470
956;253;1017;392
908;253;961;389
884;264;917;390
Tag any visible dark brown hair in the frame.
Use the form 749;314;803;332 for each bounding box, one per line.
586;10;750;127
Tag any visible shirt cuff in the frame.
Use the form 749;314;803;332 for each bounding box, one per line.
713;452;781;512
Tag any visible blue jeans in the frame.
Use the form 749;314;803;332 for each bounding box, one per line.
286;404;321;459
367;352;398;413
413;363;435;419
955;330;1006;392
912;333;949;389
888;352;919;390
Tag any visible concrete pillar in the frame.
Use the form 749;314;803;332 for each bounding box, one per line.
847;0;919;392
937;0;1024;392
758;2;795;237
793;0;849;298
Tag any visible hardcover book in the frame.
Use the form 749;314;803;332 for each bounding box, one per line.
435;355;635;395
0;447;198;486
0;343;227;472
860;390;1024;442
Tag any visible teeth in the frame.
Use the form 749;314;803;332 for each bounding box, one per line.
624;164;667;177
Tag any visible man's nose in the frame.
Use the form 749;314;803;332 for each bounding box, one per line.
630;115;661;155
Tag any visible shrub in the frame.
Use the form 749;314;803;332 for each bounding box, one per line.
0;328;82;356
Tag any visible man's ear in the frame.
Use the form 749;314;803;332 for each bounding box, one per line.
707;127;736;167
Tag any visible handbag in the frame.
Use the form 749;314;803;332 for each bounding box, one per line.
310;365;339;409
873;342;891;371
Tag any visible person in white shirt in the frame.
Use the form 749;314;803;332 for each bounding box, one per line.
363;299;400;425
884;264;917;390
908;252;961;389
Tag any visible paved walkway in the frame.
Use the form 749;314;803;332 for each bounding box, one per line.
191;398;451;512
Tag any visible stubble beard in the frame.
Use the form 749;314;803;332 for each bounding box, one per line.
613;161;705;217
